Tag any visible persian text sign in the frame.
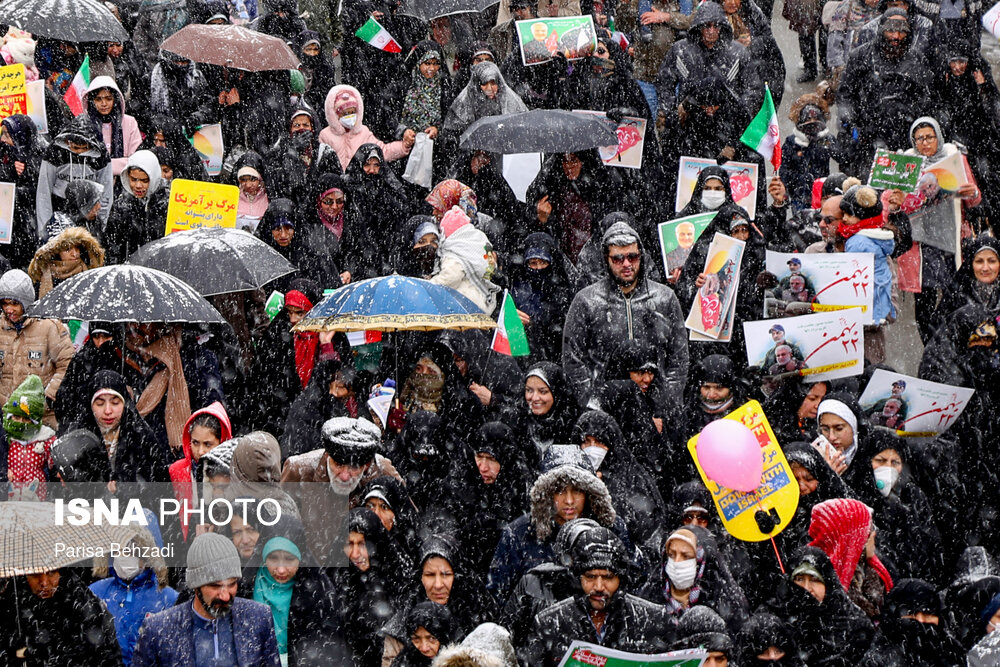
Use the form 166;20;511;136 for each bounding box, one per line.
165;179;238;235
0;64;27;120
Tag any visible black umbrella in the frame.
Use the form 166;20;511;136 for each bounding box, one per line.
399;0;498;20
0;0;129;43
27;265;226;324
127;228;296;296
459;109;618;154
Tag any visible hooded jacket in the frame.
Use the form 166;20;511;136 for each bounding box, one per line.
168;401;233;540
654;1;760;119
27;226;106;299
432;622;516;667
318;84;411;172
562;218;689;410
36;114;114;238
103;149;170;264
0;269;75;429
84;76;142;176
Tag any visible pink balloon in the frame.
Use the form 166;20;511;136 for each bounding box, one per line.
696;419;764;492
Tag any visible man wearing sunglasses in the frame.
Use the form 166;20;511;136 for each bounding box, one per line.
563;214;688;413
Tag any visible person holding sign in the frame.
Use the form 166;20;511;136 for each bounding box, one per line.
524;527;674;666
103;150;169;264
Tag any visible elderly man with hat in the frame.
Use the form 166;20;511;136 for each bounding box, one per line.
132;532;280;666
524;526;674;666
280;415;401;562
761;324;805;370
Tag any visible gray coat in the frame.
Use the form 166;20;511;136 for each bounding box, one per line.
562;221;688;412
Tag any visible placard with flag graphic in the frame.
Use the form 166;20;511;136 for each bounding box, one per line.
355;17;402;53
739;84;781;170
491;291;529;357
63;55;91;117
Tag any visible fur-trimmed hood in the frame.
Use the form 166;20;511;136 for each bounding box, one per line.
92;523;169;589
432;623;516;667
529;446;616;542
28;226;105;282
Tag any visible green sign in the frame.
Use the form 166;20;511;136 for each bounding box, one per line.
658;211;717;275
868;149;924;192
515;15;596;66
264;290;284;322
558;642;707;667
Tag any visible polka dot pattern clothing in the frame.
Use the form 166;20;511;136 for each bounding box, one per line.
6;434;55;501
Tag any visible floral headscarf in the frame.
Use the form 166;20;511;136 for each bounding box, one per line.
400;47;443;132
426;179;477;219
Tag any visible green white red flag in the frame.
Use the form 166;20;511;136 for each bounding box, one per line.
740;84;781;170
355;17;401;53
63;55;91;117
491;291;529;357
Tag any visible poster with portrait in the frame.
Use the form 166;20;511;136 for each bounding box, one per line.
905;152;970;261
558;642;707;667
675;156;758;220
859;369;974;436
764;251;876;324
658;211;717;275
573;110;646;169
685;233;745;339
742;308;865;382
516;15;596;66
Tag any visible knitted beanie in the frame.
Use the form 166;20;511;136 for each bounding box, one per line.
441;206;471;238
5;374;45;423
838;185;884;239
322;416;381;466
186;532;242;589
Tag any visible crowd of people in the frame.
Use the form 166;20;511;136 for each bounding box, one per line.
3;0;1000;663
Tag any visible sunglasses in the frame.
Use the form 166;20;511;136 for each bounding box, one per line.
609;252;640;265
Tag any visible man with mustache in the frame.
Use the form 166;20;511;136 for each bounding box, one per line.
132;533;280;666
524;527;675;666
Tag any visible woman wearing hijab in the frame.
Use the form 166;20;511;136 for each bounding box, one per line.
395;341;485;440
425;179;508;258
281;359;363;459
393;41;455;170
255;198;342;290
930;234;1000;332
266;104;327;204
765;547;874;666
83;76;141;177
518;362;581;464
902;116;983;343
0;114;44;267
807;497;895;620
391;216;442;278
391;602;460;667
360;476;422;561
320;84;416;173
27;226;105;299
814;391;868;477
525;150;622;265
735;612;805;666
841;430;944;583
440;61;526;167
508;232;577;364
333;508;415;667
382;535;492;665
447;149;527;228
242;518;347;665
296;171;366;285
138;115;210;182
763;379;831;445
296;30;338;113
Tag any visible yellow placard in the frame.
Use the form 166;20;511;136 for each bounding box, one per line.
687;400;800;542
0;64;27;119
811;303;869;314
165;178;238;235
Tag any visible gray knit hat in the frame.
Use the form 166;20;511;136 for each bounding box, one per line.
322;416;381;466
186;532;242;589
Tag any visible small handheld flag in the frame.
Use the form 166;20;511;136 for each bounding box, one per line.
355;17;402;53
63;55;91;117
740;84;781;170
491;291;529;357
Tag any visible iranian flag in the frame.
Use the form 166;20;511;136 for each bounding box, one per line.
739;84;781;170
491;291;529;357
63;55;91;117
355;17;401;53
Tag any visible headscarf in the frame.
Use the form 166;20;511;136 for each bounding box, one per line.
808;498;894;593
909;116;948;163
401;42;444;132
86;83;124;158
443;61;527;134
226;432;300;518
816;397;859;466
131;326;191;454
426;179;477;219
253;536;301;655
435;207;500;312
316;187;346;238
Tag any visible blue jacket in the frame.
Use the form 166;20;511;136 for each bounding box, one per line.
845;228;896;324
90;570;179;666
130;597;281;667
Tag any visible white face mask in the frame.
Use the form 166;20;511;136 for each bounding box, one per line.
873;466;900;497
339;113;357;129
114;555;142;581
701;190;726;210
666;557;698;590
582;445;607;471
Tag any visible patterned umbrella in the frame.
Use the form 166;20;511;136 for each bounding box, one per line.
292;275;496;332
0;0;129;43
160;24;300;71
0;502;144;576
27;265;226;324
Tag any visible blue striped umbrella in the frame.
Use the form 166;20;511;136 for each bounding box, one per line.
291;276;496;332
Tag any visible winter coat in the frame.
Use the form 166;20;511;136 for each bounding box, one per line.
103;150;170;264
844;228;896;324
9;571;123;666
765;547;874;667
0;270;74;430
930;235;1000;335
167;401;233;540
89;522;178;667
35;115;114;239
508;233;576;364
524;593;674;666
84;76;142;177
562;219;689;411
319;84;412;172
131;597;281;667
431;623;516;667
638;525;751;634
487;447;631;606
27;226;105;299
53;334;120;429
265;103;335;204
281;359;359;460
0;114;45;269
655;2;761;119
514;361;581;464
969;631;1000;667
281;449;401;563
